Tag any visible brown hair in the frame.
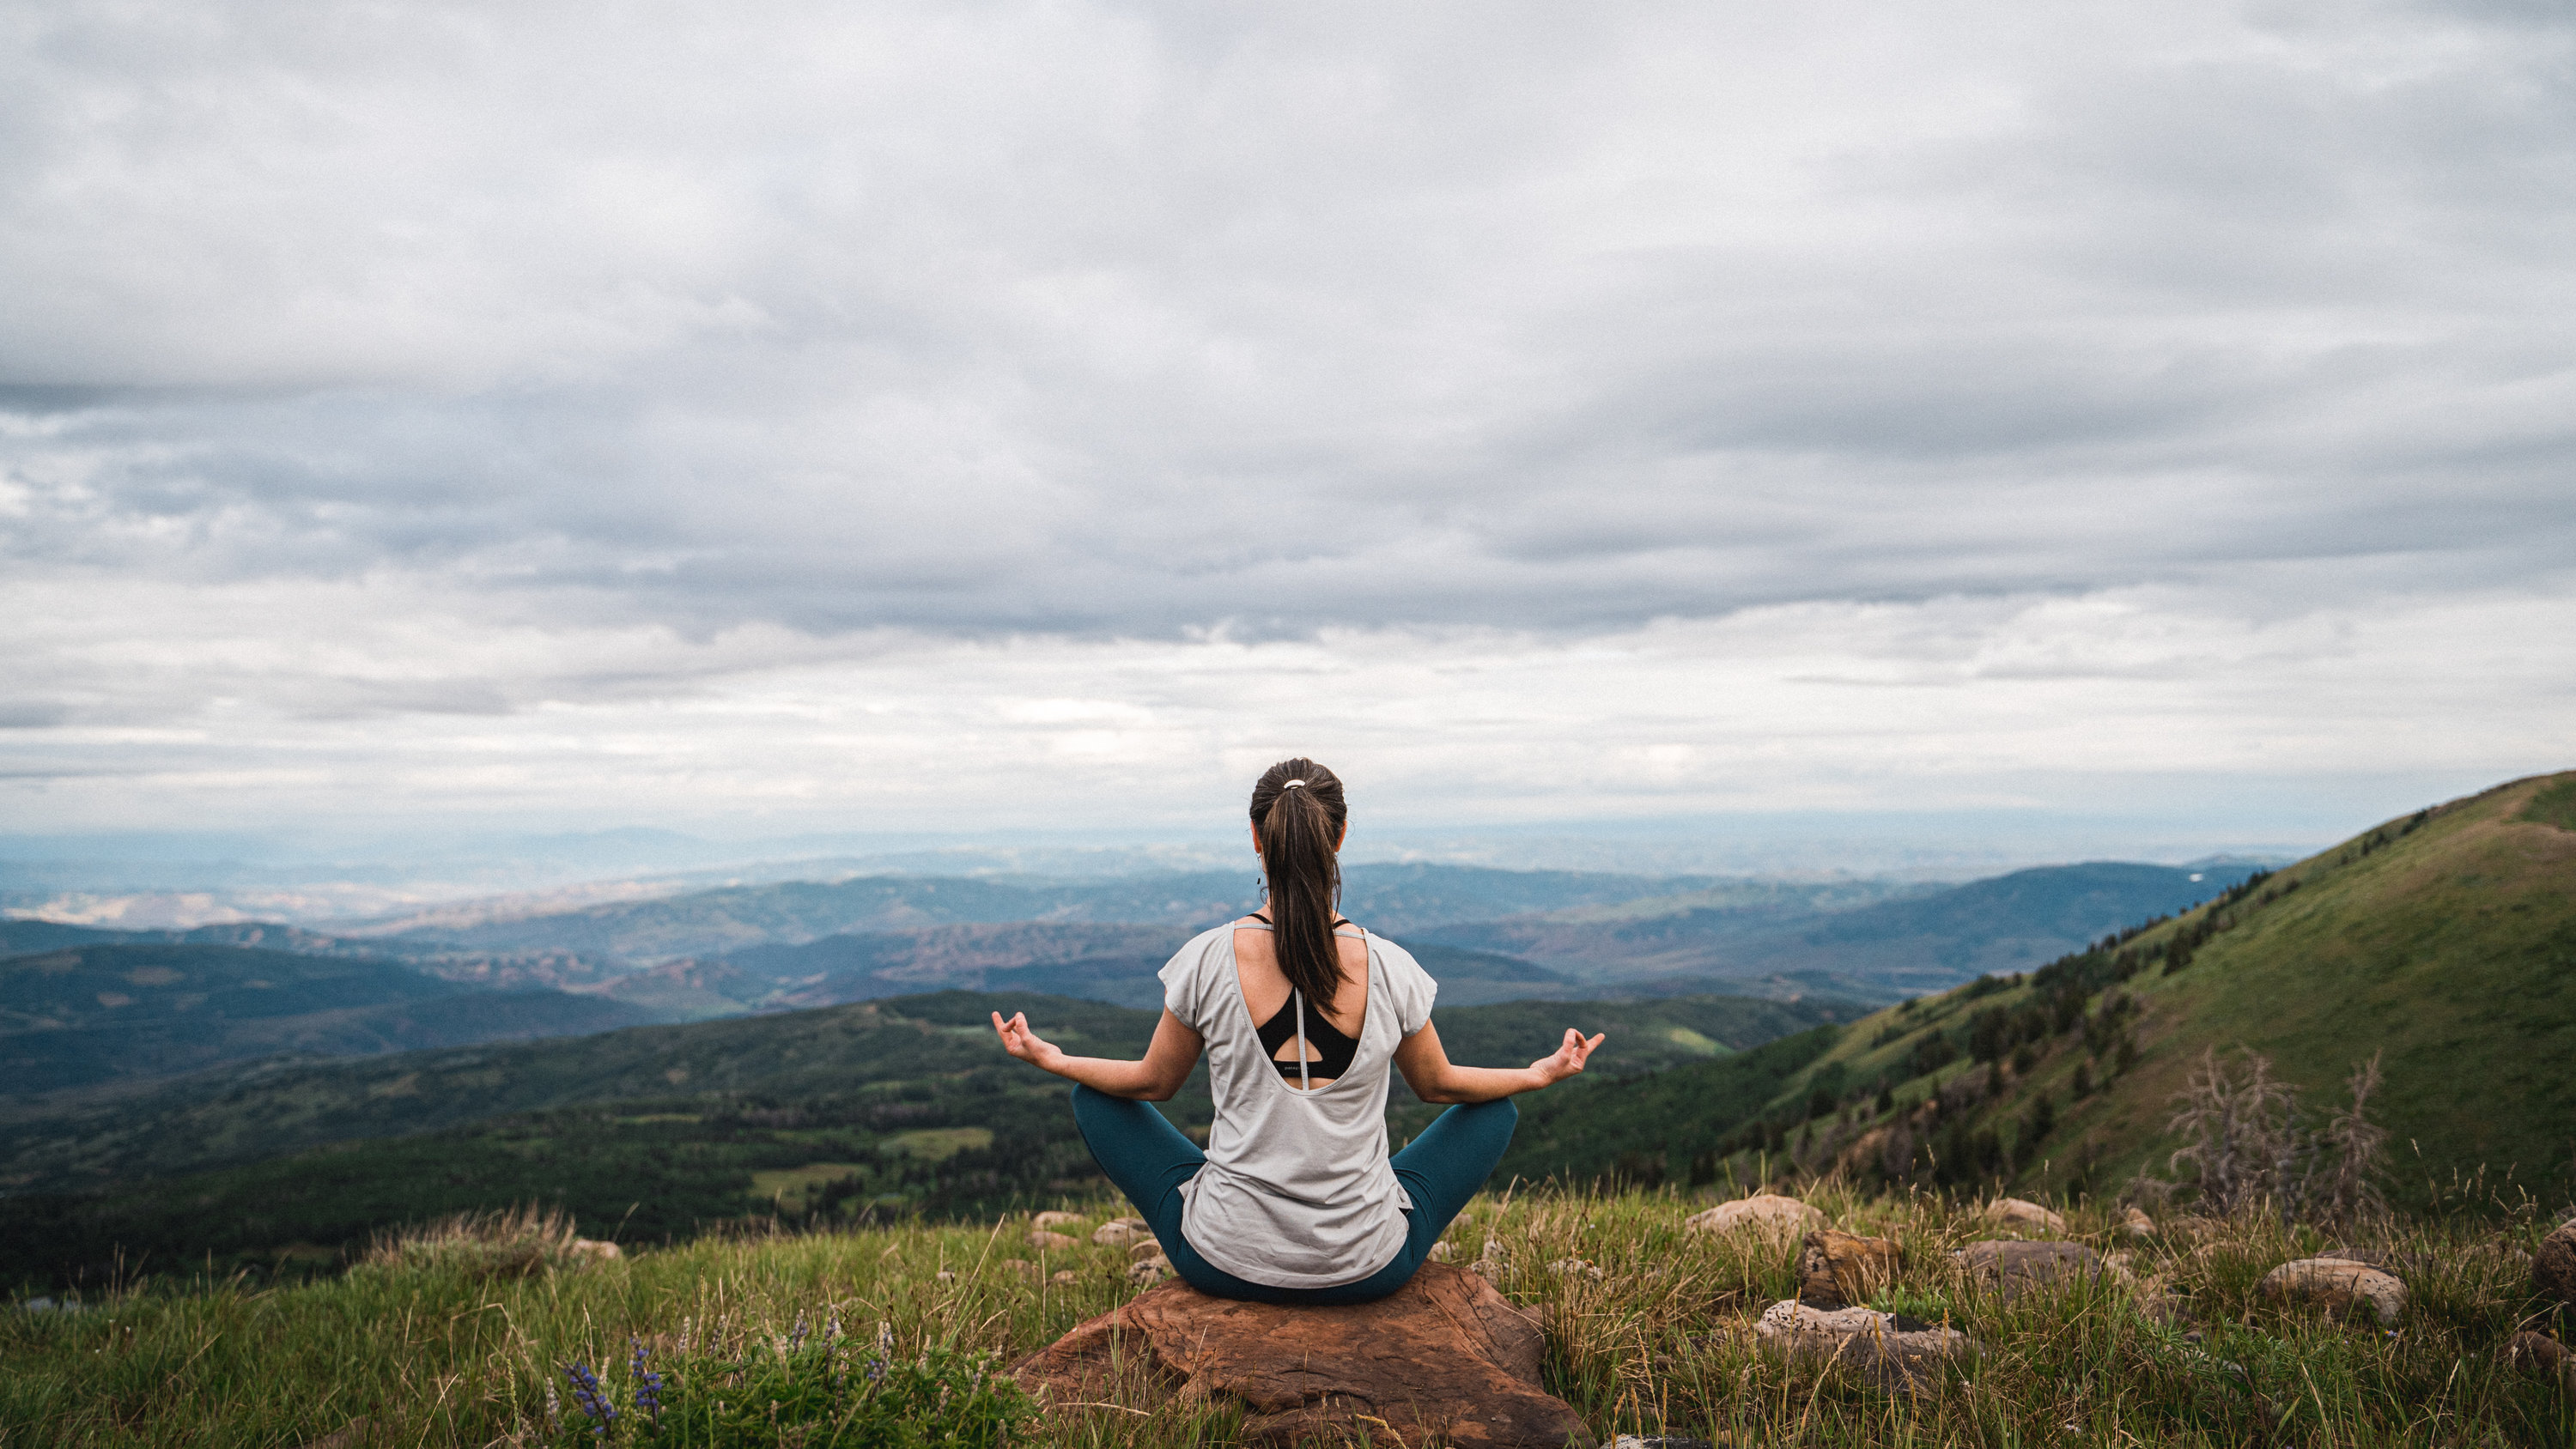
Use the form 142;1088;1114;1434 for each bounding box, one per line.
1250;758;1348;1011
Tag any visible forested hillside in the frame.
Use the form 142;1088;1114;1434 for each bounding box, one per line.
0;987;1845;1285
1495;771;2576;1209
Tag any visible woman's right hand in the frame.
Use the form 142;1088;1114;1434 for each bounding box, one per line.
991;1010;1067;1072
1527;1028;1606;1088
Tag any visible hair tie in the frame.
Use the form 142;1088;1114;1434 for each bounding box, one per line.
1283;779;1306;789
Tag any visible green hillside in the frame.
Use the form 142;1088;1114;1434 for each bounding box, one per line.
1497;771;2576;1207
0;943;655;1096
0;988;1840;1286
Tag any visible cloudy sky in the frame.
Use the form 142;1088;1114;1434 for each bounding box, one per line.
3;0;2570;860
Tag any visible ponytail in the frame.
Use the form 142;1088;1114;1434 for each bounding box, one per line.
1250;758;1348;1013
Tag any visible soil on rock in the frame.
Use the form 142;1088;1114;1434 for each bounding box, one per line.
1009;1260;1596;1449
1797;1228;1900;1307
2257;1258;2408;1325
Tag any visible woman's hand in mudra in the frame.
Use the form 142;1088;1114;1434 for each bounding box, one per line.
1529;1028;1606;1087
990;1010;1066;1071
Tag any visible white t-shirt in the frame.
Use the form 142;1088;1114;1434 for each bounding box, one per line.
1158;922;1439;1288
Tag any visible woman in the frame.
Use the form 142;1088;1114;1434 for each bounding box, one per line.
990;757;1604;1305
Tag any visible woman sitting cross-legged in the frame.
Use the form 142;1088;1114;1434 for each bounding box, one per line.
989;757;1604;1306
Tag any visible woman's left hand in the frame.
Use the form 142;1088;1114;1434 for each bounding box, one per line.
1528;1028;1606;1088
991;1010;1067;1071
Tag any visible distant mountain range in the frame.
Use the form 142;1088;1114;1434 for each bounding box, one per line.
2;858;2275;1104
0;940;655;1097
1419;861;2269;997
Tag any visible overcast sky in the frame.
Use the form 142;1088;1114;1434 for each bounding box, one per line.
3;0;2570;859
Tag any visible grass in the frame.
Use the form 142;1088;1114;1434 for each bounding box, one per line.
1554;770;2576;1209
5;1185;2569;1447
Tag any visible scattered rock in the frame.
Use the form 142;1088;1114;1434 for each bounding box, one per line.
1092;1219;1146;1247
1430;1240;1455;1262
297;1419;374;1449
1468;1258;1502;1282
1548;1258;1607;1280
1612;1437;1716;1449
1033;1210;1087;1231
1127;1257;1170;1287
1958;1240;2102;1300
1128;1239;1167;1263
2537;1217;2576;1310
936;1270;956;1282
1001;1258;1040;1282
1050;1269;1082;1285
2257;1258;2408;1325
2503;1331;2570;1376
1979;1197;2066;1236
2119;1205;2156;1238
567;1238;623;1262
1029;1230;1078;1252
1685;1193;1825;1244
1798;1228;1900;1307
1753;1300;1971;1391
1011;1261;1594;1448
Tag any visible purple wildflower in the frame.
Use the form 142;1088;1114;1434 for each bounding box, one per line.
562;1362;615;1434
789;1313;809;1351
630;1337;662;1418
864;1357;886;1384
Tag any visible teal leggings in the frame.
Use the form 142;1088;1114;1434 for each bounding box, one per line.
1068;1083;1516;1306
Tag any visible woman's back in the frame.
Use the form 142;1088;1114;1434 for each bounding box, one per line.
1230;913;1368;1087
1157;919;1438;1287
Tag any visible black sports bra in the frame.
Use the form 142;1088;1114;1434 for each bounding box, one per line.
1241;913;1365;1082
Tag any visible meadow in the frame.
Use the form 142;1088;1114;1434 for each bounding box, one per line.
4;1182;2568;1447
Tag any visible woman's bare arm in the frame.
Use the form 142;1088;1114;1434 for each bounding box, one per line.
990;1008;1205;1101
1392;1020;1604;1105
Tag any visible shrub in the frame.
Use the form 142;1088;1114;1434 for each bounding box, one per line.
364;1204;595;1281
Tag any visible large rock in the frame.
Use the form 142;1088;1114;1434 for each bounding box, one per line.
1009;1260;1594;1448
1797;1229;1900;1307
1957;1240;2102;1300
1979;1197;2067;1236
1685;1193;1825;1244
1028;1229;1078;1252
2537;1217;2576;1310
2257;1258;2408;1325
1753;1300;1971;1392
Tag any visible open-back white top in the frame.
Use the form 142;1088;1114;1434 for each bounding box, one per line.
1157;921;1439;1288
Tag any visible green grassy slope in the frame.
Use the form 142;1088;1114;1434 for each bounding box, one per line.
2036;770;2576;1199
1477;772;2576;1207
1725;771;2576;1206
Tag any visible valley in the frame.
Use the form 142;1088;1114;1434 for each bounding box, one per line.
13;780;2562;1294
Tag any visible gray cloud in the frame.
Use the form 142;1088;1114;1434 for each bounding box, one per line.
0;0;2569;834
